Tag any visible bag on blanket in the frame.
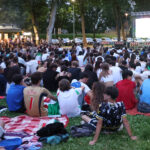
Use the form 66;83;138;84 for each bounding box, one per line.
38;133;69;145
0;138;22;150
70;124;94;137
36;122;67;137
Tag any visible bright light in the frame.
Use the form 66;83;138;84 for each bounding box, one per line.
125;13;128;17
23;32;32;36
71;0;75;2
136;18;150;38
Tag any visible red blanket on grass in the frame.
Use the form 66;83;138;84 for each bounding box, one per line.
0;115;69;135
127;106;150;116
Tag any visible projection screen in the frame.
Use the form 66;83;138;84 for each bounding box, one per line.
136;18;150;38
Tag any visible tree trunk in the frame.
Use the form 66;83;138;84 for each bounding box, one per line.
81;13;87;47
115;7;121;41
80;0;87;47
47;1;58;44
113;2;121;41
93;27;96;38
31;12;39;45
121;21;125;41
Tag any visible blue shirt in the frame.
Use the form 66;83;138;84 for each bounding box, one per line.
6;84;25;111
140;79;150;105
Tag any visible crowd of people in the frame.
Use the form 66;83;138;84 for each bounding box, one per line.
1;40;150;145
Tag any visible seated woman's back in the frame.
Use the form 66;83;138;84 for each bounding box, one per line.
99;63;114;87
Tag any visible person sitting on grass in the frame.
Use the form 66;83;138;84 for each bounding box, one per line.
138;75;150;113
81;84;137;145
57;79;84;118
24;72;57;117
116;70;138;110
0;66;7;96
6;74;26;113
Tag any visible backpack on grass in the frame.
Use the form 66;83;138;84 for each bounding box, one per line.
70;124;94;137
36;122;67;137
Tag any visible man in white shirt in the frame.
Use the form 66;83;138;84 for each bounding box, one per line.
110;61;122;84
77;51;85;67
18;52;26;66
26;55;38;75
76;44;82;56
42;51;49;61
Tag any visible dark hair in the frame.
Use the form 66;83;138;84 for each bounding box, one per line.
18;52;22;57
61;65;68;72
79;72;88;79
110;61;116;66
12;74;23;85
110;51;114;56
94;60;102;72
135;62;141;67
105;86;118;99
71;61;78;67
122;60;127;65
85;64;93;72
129;63;136;69
79;51;83;55
27;55;32;61
31;72;42;84
47;59;53;68
140;56;145;62
13;57;18;63
91;82;105;111
122;70;133;79
59;79;70;92
49;63;57;70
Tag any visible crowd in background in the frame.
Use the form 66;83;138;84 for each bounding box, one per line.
1;40;150;145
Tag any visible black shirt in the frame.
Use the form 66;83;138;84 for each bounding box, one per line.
83;70;98;88
68;67;81;80
43;68;58;92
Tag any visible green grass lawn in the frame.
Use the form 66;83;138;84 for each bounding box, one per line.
1;99;150;150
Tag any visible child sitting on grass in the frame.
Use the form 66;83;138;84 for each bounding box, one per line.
6;74;26;113
81;83;137;145
57;79;84;118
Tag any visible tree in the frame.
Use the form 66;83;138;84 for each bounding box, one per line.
101;0;131;41
75;0;87;47
84;0;103;38
23;0;48;45
47;0;58;44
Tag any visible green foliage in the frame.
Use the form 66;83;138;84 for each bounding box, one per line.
0;0;150;39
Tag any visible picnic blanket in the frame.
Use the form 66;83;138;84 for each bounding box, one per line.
127;106;150;116
0;115;69;136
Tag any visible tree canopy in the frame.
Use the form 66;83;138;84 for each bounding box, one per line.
0;0;149;42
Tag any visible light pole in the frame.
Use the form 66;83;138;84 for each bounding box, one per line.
125;13;128;40
72;0;75;40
